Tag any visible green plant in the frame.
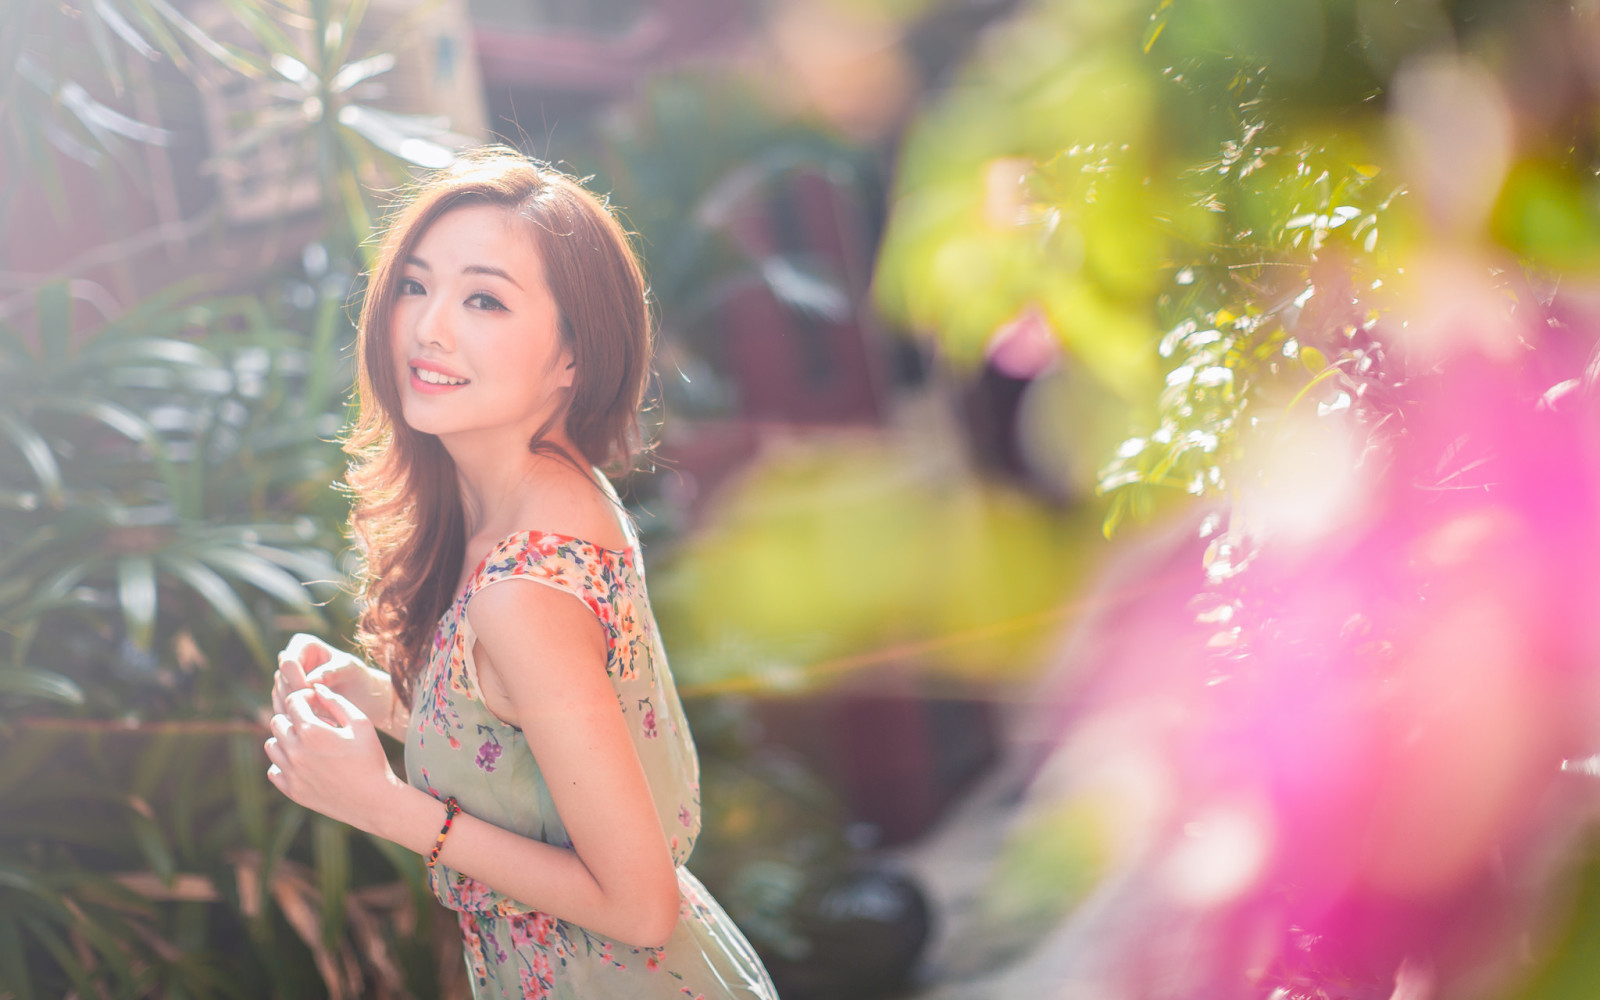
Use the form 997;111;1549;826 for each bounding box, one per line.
0;0;479;992
0;279;351;721
0;720;438;999
208;0;469;258
599;73;871;416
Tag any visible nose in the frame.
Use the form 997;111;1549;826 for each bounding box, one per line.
412;295;453;351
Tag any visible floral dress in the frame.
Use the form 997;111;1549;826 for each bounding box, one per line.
404;526;778;1000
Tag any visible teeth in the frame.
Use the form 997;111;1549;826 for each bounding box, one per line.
414;367;468;386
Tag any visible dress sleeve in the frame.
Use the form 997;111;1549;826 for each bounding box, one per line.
469;532;630;638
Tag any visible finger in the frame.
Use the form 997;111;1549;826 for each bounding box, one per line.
271;674;286;716
263;735;287;769
269;713;295;741
313;683;368;727
299;640;332;672
277;655;310;691
286;632;332;673
266;763;285;789
284;688;335;732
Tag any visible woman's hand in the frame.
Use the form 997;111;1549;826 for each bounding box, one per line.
272;634;405;739
263;685;407;833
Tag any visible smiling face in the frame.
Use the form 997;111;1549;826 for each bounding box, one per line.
388;203;575;446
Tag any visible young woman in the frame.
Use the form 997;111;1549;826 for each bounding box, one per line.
263;148;778;1000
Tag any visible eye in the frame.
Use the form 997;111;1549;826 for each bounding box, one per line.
467;292;507;311
399;277;425;296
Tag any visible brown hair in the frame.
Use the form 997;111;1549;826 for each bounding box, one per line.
345;147;652;704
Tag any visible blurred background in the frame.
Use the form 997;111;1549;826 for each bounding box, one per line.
7;0;1600;997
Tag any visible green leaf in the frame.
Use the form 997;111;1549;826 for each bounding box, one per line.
83;4;127;96
0;412;64;507
146;0;266;75
336;103;455;168
0;666;85;706
94;0;163;62
312;816;349;950
216;0;299;63
0;910;35;1000
242;543;340;589
228;732;268;847
129;810;176;886
261;803;307;894
329;52;394;94
17;913;96;999
160;554;268;667
196;545;318;613
84;336;223;371
34;281;72;364
117;555;158;653
1101;489;1128;540
35;394;164;452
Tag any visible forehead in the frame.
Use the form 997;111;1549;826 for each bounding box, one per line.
412;203;545;274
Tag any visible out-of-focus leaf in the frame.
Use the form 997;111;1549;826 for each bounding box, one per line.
330;52;394;94
242;543;340;592
0;412;64;507
59;81;172;146
262;804;307;894
34;280;72;364
758;255;851;323
313;815;350;950
269;52;316;90
218;0;300;64
0;910;35;1000
0;666;85;706
160;554;267;666
335;104;454;168
196;545;318;613
34;395;161;449
229;733;267;847
150;0;266;75
94;0;162;62
17;914;95;998
130;808;177;886
116;553;156;656
85;336;223;371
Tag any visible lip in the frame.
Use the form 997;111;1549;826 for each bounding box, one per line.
407;357;470;394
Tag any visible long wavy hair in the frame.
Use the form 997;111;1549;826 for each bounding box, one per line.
346;148;652;705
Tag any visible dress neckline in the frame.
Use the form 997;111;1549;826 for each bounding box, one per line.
457;528;636;606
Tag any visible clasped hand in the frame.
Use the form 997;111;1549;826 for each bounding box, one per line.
265;639;398;833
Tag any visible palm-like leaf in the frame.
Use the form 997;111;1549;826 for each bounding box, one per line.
0;0;239;218
1;281;348;705
200;0;471;255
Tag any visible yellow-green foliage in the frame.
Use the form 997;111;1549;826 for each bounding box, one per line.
653;437;1099;692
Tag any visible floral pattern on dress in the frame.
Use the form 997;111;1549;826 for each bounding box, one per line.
403;528;774;999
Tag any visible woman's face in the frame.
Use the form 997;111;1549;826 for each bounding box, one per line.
389;203;573;444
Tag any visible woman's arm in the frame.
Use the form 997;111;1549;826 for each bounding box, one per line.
265;582;680;949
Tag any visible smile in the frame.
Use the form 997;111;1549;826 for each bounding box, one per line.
412;366;469;386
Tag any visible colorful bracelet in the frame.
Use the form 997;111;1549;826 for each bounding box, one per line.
427;796;461;868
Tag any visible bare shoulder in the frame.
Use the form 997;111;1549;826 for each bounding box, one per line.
467;574;603;652
516;454;629;551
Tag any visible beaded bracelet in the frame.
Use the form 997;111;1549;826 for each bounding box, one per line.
427;796;461;868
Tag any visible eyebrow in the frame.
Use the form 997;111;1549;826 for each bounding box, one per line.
405;256;523;290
